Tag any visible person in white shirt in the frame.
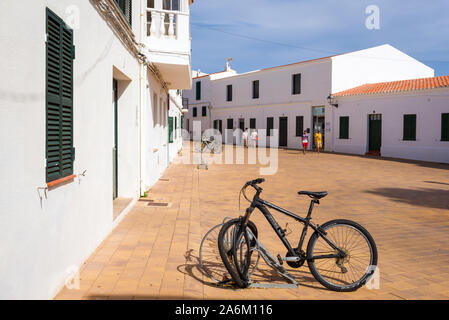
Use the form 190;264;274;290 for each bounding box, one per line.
242;128;249;148
250;129;258;148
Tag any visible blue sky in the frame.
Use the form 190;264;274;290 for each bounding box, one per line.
190;0;449;76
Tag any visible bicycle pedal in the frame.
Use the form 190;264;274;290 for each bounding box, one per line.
277;254;283;265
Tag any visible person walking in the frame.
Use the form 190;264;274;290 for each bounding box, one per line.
301;130;309;154
250;129;258;148
315;129;323;153
243;128;249;148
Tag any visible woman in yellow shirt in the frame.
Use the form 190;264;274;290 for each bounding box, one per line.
315;130;322;153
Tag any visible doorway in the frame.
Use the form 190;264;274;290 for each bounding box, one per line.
312;106;325;149
368;114;382;154
113;79;118;200
238;118;245;145
279;117;288;147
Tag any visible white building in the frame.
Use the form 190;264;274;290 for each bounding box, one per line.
0;0;193;299
332;76;449;163
183;44;449;163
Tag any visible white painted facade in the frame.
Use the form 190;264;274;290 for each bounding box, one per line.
183;44;437;155
333;88;449;163
0;0;192;299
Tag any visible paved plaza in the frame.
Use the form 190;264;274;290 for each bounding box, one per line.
56;145;449;300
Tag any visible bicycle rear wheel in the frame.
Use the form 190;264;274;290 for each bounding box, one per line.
217;218;258;288
307;219;378;292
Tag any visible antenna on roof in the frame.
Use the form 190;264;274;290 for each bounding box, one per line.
225;58;232;71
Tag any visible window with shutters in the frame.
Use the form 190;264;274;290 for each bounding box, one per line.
227;85;233;102
441;113;449;141
196;81;201;100
193;107;197;117
46;8;75;183
295;116;304;136
292;74;301;95
114;0;132;26
267;117;274;136
339;116;349;139
202;106;207;117
168;117;174;143
250;118;256;129
403;114;416;141
252;80;259;99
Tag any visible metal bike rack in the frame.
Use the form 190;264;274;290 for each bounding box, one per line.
246;229;298;289
199;218;298;289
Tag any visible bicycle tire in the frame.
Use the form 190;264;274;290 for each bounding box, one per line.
307;219;378;292
218;218;258;288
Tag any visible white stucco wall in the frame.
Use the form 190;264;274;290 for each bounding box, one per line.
333;89;449;163
331;44;435;94
0;0;140;299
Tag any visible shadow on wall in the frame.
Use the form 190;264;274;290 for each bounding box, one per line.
365;187;449;210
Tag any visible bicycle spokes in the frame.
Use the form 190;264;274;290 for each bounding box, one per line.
312;225;373;286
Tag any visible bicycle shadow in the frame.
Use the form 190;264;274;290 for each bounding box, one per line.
178;249;326;291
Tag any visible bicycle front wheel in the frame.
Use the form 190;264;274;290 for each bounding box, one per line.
307;219;378;292
217;218;258;288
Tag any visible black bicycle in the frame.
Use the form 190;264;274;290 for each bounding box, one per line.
218;178;378;292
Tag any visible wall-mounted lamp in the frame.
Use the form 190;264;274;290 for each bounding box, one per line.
327;94;338;108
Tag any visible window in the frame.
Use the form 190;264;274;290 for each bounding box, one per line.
193;107;197;117
250;118;256;129
295;116;304;136
227;85;233;102
227;118;234;129
403;114;416;141
147;0;155;8
339;116;349;139
267;117;274;136
202;106;207;117
196;81;201;100
168;117;174;143
114;0;132;26
442;113;449;141
45;8;75;183
292;73;301;95
252;80;259;99
163;0;180;11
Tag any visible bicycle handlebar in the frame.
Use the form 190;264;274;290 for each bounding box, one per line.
241;178;265;203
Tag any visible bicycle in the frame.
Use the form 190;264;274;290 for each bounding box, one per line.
217;178;378;292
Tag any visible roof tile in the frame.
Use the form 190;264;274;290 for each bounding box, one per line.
333;75;449;97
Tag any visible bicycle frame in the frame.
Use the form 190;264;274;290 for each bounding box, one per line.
243;189;346;261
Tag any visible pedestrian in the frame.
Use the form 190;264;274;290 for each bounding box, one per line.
243;128;249;148
250;129;258;148
302;130;309;154
315;129;323;153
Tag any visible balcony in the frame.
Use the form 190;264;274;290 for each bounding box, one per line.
145;0;193;90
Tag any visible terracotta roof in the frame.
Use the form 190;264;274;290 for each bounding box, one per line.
334;76;449;97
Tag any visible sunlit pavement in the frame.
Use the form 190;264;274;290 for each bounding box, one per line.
56;144;449;300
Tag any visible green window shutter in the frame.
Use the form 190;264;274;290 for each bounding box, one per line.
46;8;75;183
296;116;304;136
196;81;201;100
114;0;132;26
168;116;174;143
202;106;207;117
403;114;416;141
250;118;256;129
442;113;449;141
267;117;274;136
292;74;301;95
339;116;349;139
193;107;197;117
227;85;233;101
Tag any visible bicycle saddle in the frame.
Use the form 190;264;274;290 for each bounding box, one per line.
298;191;328;199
